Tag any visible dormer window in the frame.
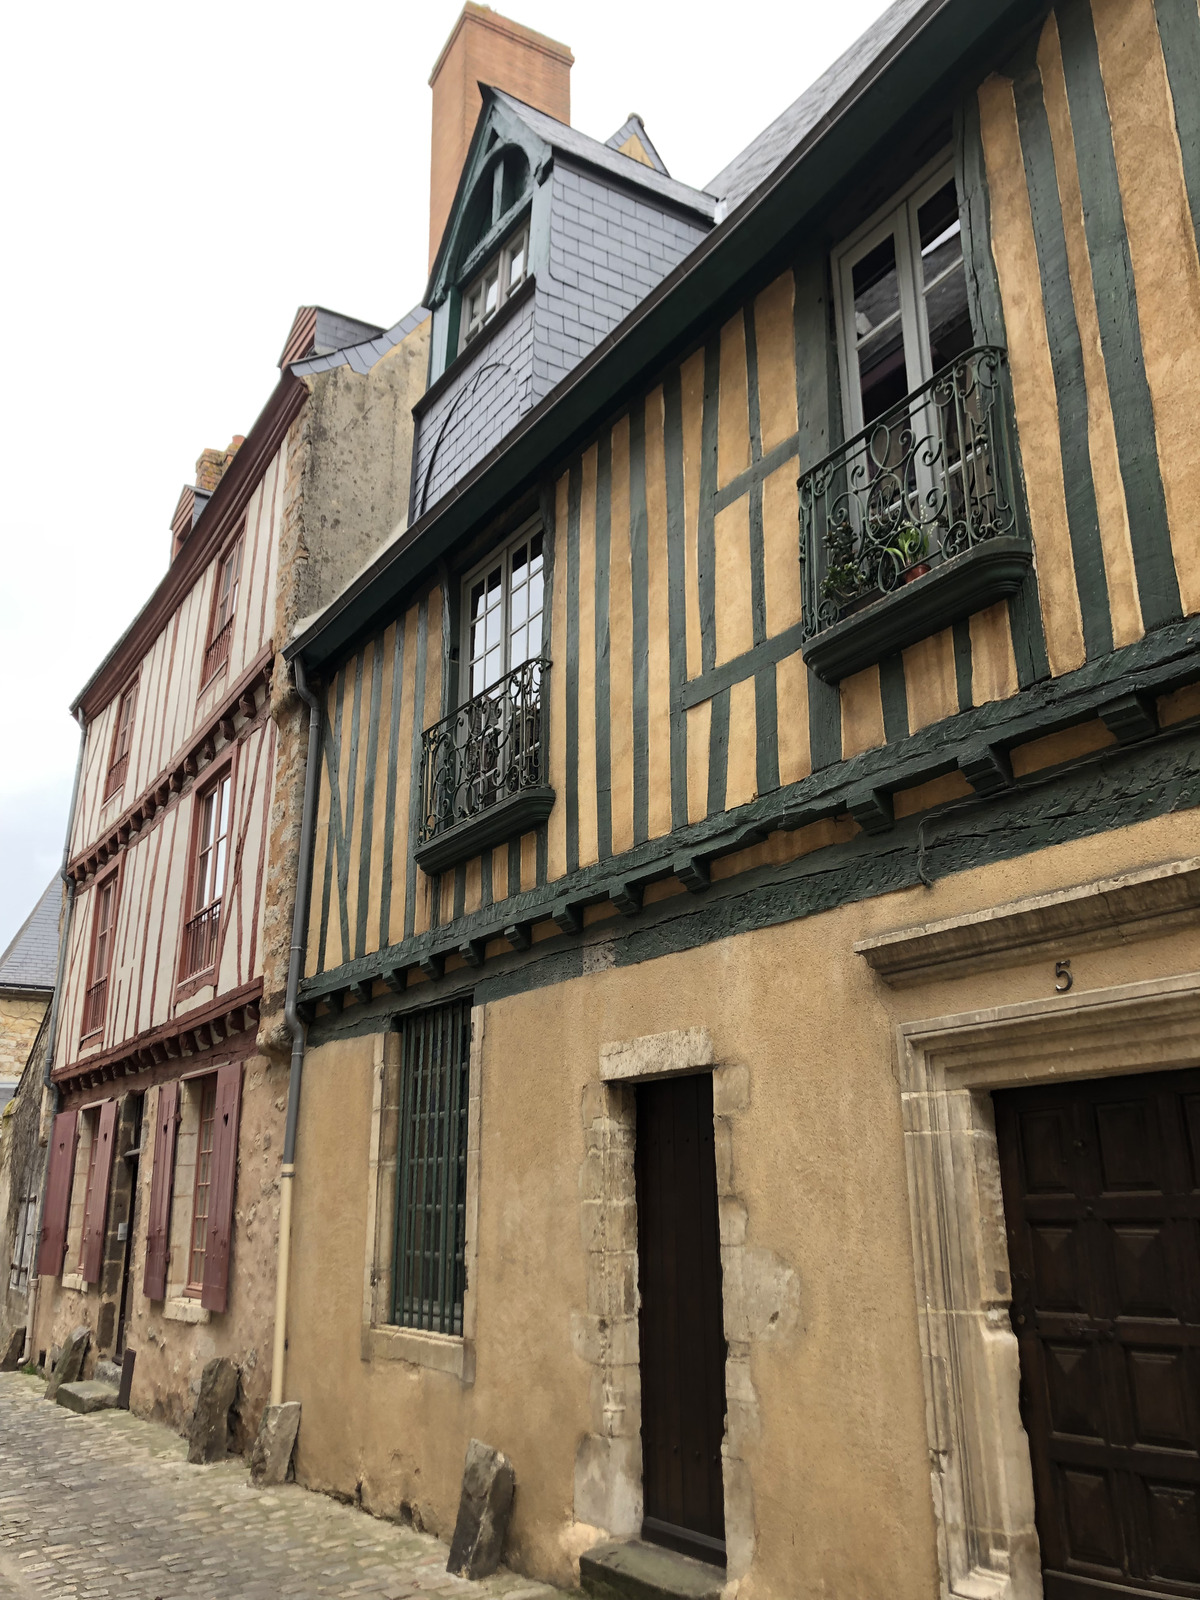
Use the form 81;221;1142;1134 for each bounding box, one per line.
459;225;529;353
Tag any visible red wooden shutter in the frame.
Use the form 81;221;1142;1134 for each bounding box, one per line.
36;1111;79;1277
142;1080;180;1300
201;1062;242;1312
80;1100;118;1285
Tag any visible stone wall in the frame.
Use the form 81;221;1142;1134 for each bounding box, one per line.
0;996;49;1088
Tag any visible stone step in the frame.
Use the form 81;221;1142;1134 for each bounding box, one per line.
94;1358;122;1387
56;1380;120;1415
579;1540;724;1600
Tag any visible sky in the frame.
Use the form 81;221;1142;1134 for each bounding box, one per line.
0;0;894;954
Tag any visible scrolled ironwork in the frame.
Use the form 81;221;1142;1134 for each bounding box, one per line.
419;658;549;846
799;346;1025;641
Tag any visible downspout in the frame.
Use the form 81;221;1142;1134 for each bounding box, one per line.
270;657;321;1407
27;708;88;1358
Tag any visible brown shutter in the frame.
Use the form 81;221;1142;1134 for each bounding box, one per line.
142;1080;179;1300
80;1099;118;1285
201;1061;242;1313
36;1110;79;1277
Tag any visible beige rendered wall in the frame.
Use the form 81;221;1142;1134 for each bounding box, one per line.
285;805;1200;1598
0;995;48;1085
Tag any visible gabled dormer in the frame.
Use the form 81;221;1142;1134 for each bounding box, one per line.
412;87;717;522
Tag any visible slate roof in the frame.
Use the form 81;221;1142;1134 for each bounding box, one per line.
490;90;717;222
291;303;430;378
0;881;60;994
706;0;933;208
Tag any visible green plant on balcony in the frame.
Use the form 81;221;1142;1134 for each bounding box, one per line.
820;525;865;605
883;522;930;578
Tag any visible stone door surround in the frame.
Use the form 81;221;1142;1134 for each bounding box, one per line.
575;1026;765;1584
895;970;1200;1600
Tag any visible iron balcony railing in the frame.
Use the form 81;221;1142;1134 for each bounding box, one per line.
103;751;128;803
181;902;221;980
799;346;1026;645
81;977;107;1038
419;657;549;849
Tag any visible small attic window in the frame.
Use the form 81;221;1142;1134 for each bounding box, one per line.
459;225;528;352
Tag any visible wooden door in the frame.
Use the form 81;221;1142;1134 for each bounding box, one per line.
995;1069;1200;1599
635;1073;727;1566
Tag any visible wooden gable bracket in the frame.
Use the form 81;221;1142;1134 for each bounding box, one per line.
349;980;373;1006
551;898;585;935
846;785;895;835
419;952;446;982
673;853;711;893
200;735;216;763
610;879;644;917
959;742;1014;796
168;771;183;794
244;1000;259;1026
381;967;407;994
1099;691;1159;745
217;716;236;743
504;923;532;951
296;1000;317;1024
459;940;486;969
238;692;257;719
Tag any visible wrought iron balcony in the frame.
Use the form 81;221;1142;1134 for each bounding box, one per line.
81;977;107;1039
415;657;554;875
799;346;1032;682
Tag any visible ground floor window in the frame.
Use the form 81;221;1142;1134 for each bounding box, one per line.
9;1187;40;1292
391;999;473;1336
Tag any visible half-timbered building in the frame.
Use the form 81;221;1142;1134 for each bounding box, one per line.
275;2;1200;1597
30;300;430;1438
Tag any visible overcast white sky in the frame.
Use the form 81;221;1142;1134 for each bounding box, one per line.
0;0;893;952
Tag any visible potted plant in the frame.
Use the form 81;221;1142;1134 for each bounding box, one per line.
885;523;931;584
820;525;868;610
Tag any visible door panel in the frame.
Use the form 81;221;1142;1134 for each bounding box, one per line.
635;1073;727;1566
995;1069;1200;1600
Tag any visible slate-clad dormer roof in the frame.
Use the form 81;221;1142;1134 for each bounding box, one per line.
413;87;715;519
0;882;59;996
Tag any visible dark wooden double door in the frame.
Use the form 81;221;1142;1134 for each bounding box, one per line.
996;1069;1200;1599
635;1074;727;1566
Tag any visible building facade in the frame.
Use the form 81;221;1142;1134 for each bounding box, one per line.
276;2;1200;1598
30;303;429;1438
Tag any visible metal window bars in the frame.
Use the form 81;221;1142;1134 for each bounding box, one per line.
81;977;108;1038
418;657;548;846
391;999;472;1335
799;346;1025;642
181;902;221;980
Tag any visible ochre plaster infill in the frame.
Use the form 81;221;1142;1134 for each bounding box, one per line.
894;971;1200;1600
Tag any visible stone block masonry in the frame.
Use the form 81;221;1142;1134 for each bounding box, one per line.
0;1372;560;1598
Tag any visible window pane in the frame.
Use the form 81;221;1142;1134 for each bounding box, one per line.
508;235;525;288
527;612;542;658
918;181;971;372
483;268;499;320
510;582;528;627
852;234;908;426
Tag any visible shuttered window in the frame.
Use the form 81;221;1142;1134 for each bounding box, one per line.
104;681;138;802
36;1111;79;1278
392;1000;472;1336
143;1081;179;1300
199;1062;242;1313
9;1189;40;1292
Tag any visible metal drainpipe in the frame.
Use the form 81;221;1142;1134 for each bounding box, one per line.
270;657;321;1407
26;708;88;1360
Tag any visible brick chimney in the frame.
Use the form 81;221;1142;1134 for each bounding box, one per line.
428;4;572;271
195;436;245;495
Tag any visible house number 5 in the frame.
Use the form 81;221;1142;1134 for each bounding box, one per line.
1055;959;1073;993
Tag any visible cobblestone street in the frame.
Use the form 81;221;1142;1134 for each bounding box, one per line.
0;1374;560;1600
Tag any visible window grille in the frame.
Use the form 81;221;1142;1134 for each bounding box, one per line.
392;999;472;1335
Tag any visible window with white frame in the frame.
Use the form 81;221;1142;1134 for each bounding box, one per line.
833;160;972;436
461;521;544;699
458;225;528;353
